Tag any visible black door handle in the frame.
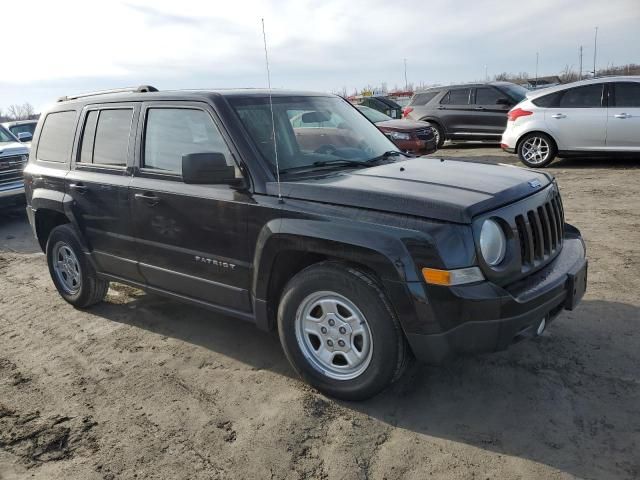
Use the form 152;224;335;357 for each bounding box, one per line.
134;192;161;205
69;183;87;193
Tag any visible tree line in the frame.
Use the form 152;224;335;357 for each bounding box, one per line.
0;103;38;123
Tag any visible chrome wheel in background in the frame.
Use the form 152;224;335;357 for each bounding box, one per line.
521;136;551;165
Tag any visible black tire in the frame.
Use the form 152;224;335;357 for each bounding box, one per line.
428;122;445;148
277;262;410;401
517;132;557;168
46;224;109;308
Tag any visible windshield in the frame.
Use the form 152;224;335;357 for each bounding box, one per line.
499;84;528;103
228;95;398;173
0;126;18;143
357;105;393;123
9;123;36;136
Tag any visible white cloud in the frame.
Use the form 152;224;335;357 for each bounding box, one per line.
2;0;639;109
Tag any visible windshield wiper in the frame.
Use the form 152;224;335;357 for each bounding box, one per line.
364;150;407;164
280;159;366;174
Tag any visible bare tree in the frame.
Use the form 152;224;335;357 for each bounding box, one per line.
6;103;36;120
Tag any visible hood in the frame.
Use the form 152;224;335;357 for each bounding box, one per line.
0;142;30;156
374;119;432;131
270;158;552;223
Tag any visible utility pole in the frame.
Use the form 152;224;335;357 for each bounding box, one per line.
403;58;408;91
579;46;583;80
535;52;539;87
593;26;598;77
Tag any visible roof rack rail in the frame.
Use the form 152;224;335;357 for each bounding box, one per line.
57;85;158;102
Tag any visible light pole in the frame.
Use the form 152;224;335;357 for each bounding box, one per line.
579;46;583;80
593;26;598;77
404;58;408;91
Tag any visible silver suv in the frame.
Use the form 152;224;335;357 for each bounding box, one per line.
501;76;640;167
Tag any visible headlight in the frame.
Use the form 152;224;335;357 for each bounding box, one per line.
480;219;506;266
389;131;411;140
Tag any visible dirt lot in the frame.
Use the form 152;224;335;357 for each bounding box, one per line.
1;146;639;480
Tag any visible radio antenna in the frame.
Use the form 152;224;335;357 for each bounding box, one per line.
261;18;283;203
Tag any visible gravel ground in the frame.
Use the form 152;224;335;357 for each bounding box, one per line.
1;146;639;480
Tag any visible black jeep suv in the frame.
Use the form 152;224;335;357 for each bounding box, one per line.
24;86;587;400
404;82;528;147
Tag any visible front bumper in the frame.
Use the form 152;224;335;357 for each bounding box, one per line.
0;181;25;203
405;230;587;364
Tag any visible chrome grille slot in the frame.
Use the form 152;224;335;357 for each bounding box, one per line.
0;155;27;185
515;191;565;271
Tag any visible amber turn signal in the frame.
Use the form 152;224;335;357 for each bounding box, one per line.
422;267;484;286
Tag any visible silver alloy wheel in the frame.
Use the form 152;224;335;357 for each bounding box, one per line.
294;291;373;381
52;241;82;294
521;136;551;165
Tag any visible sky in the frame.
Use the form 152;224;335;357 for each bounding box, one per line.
2;0;639;113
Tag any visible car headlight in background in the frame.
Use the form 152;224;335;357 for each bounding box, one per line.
480;219;506;266
389;131;411;140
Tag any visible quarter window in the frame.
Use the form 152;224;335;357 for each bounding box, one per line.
557;84;603;108
37;111;76;163
613;82;640;107
143;108;235;175
410;91;438;106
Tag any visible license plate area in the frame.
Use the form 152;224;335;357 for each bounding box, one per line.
565;259;588;310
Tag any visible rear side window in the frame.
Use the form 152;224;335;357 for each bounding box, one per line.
532;92;561;108
613;82;640;107
37;111;76;163
440;89;470;105
410;91;438;106
79;109;132;166
143;108;235;175
557;84;603;108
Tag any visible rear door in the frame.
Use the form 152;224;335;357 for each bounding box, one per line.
606;81;640;150
544;83;607;150
472;86;511;138
129;102;253;312
437;88;474;137
66;104;142;281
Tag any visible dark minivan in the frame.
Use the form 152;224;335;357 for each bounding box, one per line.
404;82;528;147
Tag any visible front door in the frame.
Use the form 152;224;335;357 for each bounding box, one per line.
472;86;511;138
544;83;608;150
437;88;475;137
129;103;253;312
66;104;142;281
606;81;640;151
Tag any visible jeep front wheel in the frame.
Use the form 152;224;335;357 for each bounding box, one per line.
277;262;409;400
46;224;109;308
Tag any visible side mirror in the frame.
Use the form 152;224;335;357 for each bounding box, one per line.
17;132;33;142
496;98;512;106
182;152;236;184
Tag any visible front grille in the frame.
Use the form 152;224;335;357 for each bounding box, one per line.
0;155;27;185
415;128;434;140
515;191;565;271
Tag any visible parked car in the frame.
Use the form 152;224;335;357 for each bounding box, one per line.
24;86;587;400
501;76;640;167
351;95;403;119
0;125;30;206
356;105;437;154
403;82;528;147
2;120;38;143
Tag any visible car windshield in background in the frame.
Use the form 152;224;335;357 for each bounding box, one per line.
499;83;528;103
357;105;393;123
228;95;398;173
0;126;17;143
9;123;36;136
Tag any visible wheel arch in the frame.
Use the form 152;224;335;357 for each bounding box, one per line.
516;129;559;153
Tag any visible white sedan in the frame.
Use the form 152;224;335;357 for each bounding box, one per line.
501;76;640;167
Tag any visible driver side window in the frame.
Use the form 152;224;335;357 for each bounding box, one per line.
143;108;240;177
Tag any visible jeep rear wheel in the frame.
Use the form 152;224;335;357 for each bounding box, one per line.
277;262;409;400
46;224;109;308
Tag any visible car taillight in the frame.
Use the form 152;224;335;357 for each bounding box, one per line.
508;108;533;122
402;107;413;118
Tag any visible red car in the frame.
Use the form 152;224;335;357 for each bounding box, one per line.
356;105;437;155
